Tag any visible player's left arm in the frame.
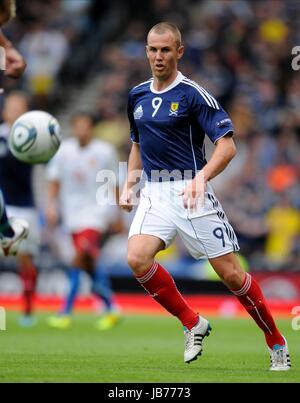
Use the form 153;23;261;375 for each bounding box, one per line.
0;30;26;78
202;135;236;182
180;90;236;209
180;135;236;209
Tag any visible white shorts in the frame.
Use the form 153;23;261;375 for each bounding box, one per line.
129;180;239;260
63;205;119;234
6;206;40;256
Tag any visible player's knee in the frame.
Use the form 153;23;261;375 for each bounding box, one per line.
18;254;34;268
220;264;243;289
127;252;143;273
127;252;152;275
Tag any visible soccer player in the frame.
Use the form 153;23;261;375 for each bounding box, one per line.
119;22;291;371
0;0;29;257
46;112;121;330
0;92;39;327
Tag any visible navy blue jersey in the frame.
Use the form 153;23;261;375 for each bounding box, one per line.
128;72;234;181
0;123;34;207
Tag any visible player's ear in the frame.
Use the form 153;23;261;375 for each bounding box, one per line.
145;45;150;59
177;45;184;60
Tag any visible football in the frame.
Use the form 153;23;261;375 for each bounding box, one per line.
8;110;61;164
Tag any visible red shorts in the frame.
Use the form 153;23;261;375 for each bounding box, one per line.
72;229;102;259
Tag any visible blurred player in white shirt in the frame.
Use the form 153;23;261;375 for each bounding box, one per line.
46;112;121;330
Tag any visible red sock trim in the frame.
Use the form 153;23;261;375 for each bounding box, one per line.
231;273;251;296
136;262;158;283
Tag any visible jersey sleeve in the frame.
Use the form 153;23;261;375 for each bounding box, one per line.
190;88;234;144
127;91;140;144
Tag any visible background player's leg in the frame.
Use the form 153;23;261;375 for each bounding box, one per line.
47;267;80;329
210;252;285;348
92;262;117;312
18;254;37;327
0;190;14;238
70;229;119;318
77;233;117;311
61;267;81;315
47;236;82;329
92;263;121;331
52;231;88;325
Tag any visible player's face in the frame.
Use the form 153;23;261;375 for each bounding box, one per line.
73;116;93;145
146;31;184;81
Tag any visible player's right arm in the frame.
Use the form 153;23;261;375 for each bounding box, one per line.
119;142;142;212
46;180;60;227
45;142;64;227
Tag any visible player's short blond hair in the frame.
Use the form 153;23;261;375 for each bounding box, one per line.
0;0;16;24
147;22;182;48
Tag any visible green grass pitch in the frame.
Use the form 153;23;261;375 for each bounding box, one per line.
0;312;299;383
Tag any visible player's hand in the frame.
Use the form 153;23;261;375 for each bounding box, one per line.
119;186;134;212
5;47;26;79
46;205;59;228
178;170;206;210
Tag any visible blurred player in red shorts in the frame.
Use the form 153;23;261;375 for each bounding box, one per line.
46;112;121;330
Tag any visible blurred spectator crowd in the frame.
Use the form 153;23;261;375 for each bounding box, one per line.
1;0;300;274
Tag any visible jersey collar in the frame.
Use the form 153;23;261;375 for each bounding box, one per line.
150;71;184;94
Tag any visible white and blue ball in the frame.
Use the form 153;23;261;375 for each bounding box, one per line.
9;110;61;164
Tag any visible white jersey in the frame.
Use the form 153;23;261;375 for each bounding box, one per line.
47;138;118;232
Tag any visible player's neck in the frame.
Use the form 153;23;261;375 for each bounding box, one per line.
153;70;179;92
78;138;92;148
